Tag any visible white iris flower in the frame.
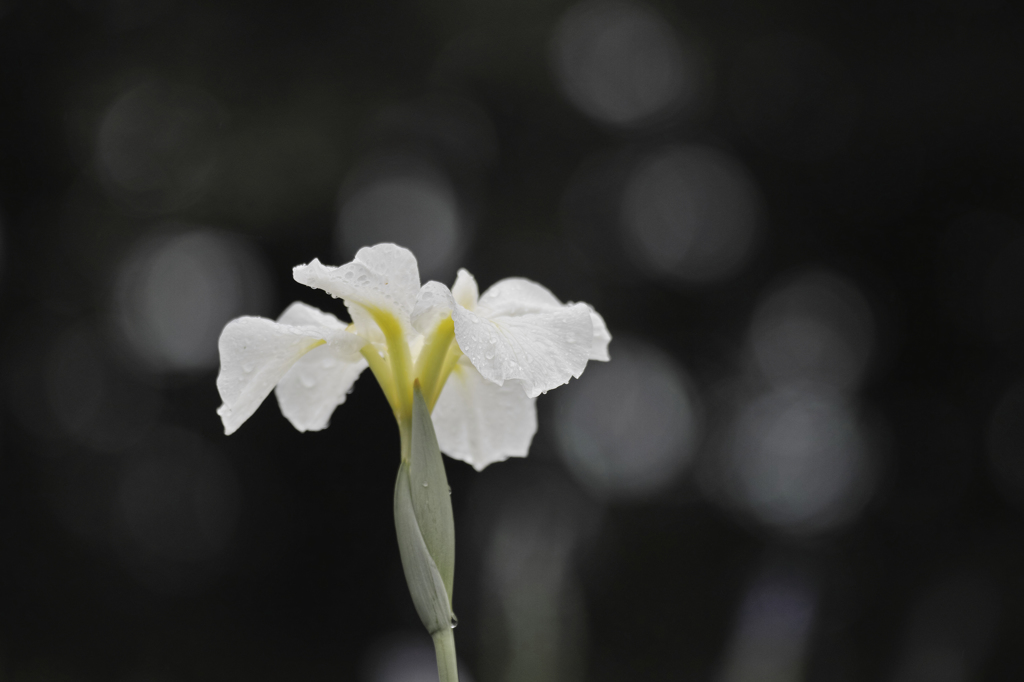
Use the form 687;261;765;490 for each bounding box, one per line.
216;243;611;470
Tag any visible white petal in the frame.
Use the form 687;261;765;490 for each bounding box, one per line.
452;301;593;398
451;276;595;397
475;277;563;317
432;358;537;471
277;300;368;351
411;281;455;335
451;268;479;309
274;344;368;432
586;305;612;361
216;317;329;435
276;300;348;331
292;243;421;336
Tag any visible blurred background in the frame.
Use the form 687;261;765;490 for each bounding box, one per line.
2;0;1024;679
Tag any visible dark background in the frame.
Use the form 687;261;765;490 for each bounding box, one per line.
2;0;1024;680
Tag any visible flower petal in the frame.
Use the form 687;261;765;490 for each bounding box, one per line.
292;243;421;337
475;277;563;317
411;281;455;335
451;268;479;309
453;303;593;398
274;344;368;432
216;316;331;435
586;305;612;361
269;301;369;432
452;277;595;397
276;300;349;331
432;358;537;471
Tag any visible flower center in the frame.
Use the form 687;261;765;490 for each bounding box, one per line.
359;309;461;458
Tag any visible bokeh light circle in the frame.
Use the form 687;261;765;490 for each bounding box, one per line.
621;144;761;283
555;337;701;500
725;385;873;534
337;156;465;280
749;270;875;391
113;226;273;373
96;80;222;214
551;0;696;127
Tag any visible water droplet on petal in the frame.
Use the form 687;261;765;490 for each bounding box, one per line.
450;614;459;629
422;482;429;488
243;363;255;373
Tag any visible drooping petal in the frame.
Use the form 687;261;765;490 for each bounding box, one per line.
432;358;537;471
292;243;421;338
270;302;368;432
586;305;612;361
453;304;593;397
216;315;359;435
451;276;595;397
274;344;368;432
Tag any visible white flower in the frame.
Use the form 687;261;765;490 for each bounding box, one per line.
216;243;611;470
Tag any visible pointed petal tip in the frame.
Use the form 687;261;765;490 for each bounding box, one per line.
466;449;528;472
587;306;612;362
281;415;329;433
218;406;241;436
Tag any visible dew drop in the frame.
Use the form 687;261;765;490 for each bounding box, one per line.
242;363;255;373
448;486;452;495
422;482;429;488
300;375;316;388
450;614;459;629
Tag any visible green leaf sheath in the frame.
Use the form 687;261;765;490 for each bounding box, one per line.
394;383;460;681
409;383;456;602
393;462;452;635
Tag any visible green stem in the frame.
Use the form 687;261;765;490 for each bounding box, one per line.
432;628;460;682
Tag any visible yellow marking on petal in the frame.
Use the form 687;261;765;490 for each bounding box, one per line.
363;306;414;421
361;344;398;412
427;342;463;412
415;316;456;408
